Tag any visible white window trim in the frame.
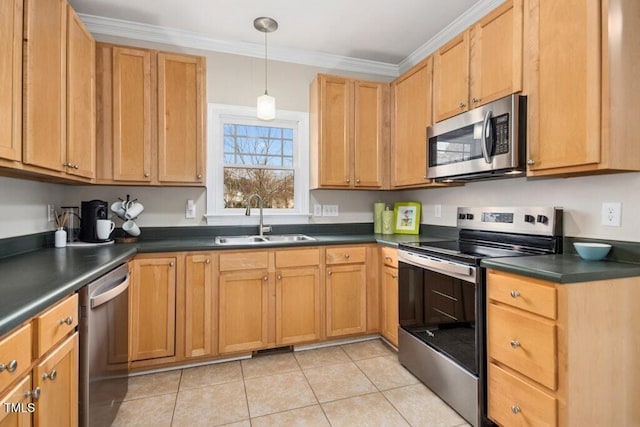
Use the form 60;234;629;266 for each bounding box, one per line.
205;103;310;226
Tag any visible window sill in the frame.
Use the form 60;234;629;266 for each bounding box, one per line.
204;212;312;226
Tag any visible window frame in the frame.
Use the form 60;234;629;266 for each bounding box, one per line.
205;103;310;225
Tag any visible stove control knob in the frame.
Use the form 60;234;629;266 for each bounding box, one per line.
524;214;535;223
536;215;549;224
466;213;474;220
458;213;466;220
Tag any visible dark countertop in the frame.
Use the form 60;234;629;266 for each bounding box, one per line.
482;254;640;283
0;233;442;337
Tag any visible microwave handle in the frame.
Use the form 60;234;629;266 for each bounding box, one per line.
481;109;494;164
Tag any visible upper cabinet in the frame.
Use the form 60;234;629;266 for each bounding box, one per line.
309;74;388;189
390;56;439;188
96;43;206;186
0;0;22;164
434;0;523;122
22;0;95;181
525;0;640;176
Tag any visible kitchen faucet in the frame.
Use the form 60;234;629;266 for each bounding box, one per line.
245;194;272;236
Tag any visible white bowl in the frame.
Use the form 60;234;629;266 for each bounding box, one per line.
573;242;612;261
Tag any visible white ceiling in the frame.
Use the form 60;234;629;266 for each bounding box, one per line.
69;0;504;76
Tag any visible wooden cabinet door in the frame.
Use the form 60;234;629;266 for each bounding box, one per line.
0;0;22;162
353;81;385;188
469;0;523;108
32;333;78;427
157;53;205;184
0;375;32;427
65;6;95;179
381;266;399;346
112;46;153;182
276;267;321;345
527;0;601;173
184;253;214;358
318;75;352;187
130;257;176;361
218;270;269;354
326;264;367;337
391;57;432;187
23;0;66;172
434;31;470;122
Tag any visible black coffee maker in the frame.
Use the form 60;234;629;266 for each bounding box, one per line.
80;200;109;243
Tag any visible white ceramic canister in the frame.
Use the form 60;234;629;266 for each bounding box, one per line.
55;228;67;248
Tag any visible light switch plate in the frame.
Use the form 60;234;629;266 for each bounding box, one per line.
185;199;196;219
322;205;339;217
313;204;323;217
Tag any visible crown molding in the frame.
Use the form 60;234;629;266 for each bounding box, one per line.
398;0;507;74
79;14;400;77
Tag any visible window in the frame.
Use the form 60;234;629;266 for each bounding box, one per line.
206;104;309;225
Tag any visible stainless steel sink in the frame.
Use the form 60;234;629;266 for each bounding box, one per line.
214;234;315;245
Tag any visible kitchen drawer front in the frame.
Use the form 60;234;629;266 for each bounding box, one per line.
0;374;32;425
488;303;556;390
488;270;557;319
326;246;366;265
275;248;320;268
34;293;78;358
0;324;32;391
219;251;269;271
488;363;557;427
380;246;398;268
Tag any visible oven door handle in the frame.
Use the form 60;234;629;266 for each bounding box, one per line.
398;250;476;282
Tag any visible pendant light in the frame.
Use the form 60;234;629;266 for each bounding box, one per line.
254;17;278;121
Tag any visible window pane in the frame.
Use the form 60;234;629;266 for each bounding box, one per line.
224;167;294;208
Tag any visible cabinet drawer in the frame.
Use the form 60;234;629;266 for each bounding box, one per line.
488;363;557;427
219;251;269;271
326;246;366;265
0;324;32;391
380;246;398;267
34;294;78;358
488;303;556;390
0;374;32;425
276;248;320;268
487;270;557;319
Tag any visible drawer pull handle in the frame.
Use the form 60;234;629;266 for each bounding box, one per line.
25;387;41;401
60;316;73;325
510;290;520;298
385;256;392;261
0;360;18;373
344;253;350;259
391;274;398;279
42;370;57;381
511;405;521;414
510;340;521;349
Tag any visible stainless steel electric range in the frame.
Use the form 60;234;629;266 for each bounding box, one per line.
397;206;563;427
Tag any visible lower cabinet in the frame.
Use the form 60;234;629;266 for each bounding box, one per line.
184;253;215;359
0;375;32;427
379;247;399;346
325;246;367;338
130;256;177;362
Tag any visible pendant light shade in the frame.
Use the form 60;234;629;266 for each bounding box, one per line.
254;17;278;121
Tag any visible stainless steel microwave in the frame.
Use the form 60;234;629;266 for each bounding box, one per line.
427;94;526;182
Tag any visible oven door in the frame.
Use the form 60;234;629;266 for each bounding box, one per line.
398;250;479;375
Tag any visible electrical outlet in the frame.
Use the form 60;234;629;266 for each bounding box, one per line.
313;204;323;217
47;204;56;222
322;205;339;217
185;199;196;219
601;202;621;226
434;204;442;218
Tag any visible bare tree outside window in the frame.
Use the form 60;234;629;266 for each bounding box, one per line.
223;124;295;208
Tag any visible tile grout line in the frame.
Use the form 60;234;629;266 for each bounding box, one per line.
239;359;253;424
169;369;183;427
292;349;333;426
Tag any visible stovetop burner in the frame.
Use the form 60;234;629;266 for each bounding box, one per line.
400;239;540;262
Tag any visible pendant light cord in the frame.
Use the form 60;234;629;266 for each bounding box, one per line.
264;30;269;96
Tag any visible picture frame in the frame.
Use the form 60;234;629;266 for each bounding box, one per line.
393;202;421;234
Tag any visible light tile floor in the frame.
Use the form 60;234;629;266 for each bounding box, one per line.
112;339;471;427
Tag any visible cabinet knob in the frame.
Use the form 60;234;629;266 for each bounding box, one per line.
59;316;73;326
472;97;480;104
25;387;41;401
277;274;282;280
62;162;70;168
527;159;535;166
42;369;57;381
205;258;211;265
144;172;150;178
510;290;520;298
356;179;361;184
328;270;332;276
423;175;428;180
197;174;202;179
263;275;269;282
0;360;18;373
511;405;521;414
459;102;466;109
344;253;350;259
391;274;398;279
346;178;351;183
385;256;392;261
169;262;175;267
510;340;521;349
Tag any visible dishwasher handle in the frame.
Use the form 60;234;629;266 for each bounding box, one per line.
90;273;130;309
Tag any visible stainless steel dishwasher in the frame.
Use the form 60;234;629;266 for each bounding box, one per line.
79;263;130;427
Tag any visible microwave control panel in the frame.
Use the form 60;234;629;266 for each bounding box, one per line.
493;113;510;155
